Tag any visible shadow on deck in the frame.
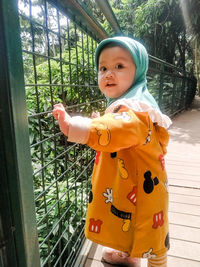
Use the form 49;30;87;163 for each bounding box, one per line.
76;97;200;267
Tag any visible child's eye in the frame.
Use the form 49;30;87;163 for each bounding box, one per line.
116;64;124;69
100;66;107;72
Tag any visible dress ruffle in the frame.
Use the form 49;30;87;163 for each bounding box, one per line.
105;98;172;129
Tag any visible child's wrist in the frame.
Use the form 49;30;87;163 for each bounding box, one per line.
59;118;70;136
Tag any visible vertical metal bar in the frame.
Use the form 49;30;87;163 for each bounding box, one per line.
67;18;73;104
57;9;64;266
158;64;164;110
87;33;90;101
171;75;177;115
73;22;79;246
91;38;95;99
185;78;191;108
42;1;51;265
0;0;40;266
57;10;65;103
81;31;86;103
81;33;85;217
180;71;186;110
74;145;77;236
0;128;18;267
74;23;80;104
66;17;71;260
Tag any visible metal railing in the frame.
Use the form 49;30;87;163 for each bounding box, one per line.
18;0;107;266
148;55;196;116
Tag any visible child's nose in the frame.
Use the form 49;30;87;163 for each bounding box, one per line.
105;70;114;78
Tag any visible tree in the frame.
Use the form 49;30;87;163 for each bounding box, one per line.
109;0;199;90
180;0;200;94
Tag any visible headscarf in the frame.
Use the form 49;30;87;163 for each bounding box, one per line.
95;36;160;110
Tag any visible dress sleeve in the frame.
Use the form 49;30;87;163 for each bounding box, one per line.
88;108;150;152
68;107;150;152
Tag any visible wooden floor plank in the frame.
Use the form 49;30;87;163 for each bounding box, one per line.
168;178;200;188
88;243;103;261
169;194;200;205
169;239;200;261
169;211;200;228
169;224;200;243
168;172;200;181
169;201;200;216
168;256;200;267
84;258;110;267
169;186;200;197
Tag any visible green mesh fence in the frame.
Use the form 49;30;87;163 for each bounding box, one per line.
148;56;196;115
18;0;105;266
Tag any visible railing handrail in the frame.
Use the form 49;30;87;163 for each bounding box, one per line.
49;0;108;41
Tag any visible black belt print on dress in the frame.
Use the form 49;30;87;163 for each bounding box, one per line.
111;204;131;220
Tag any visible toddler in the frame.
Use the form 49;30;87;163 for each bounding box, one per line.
53;36;172;267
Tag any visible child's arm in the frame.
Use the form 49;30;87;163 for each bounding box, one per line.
53;103;150;152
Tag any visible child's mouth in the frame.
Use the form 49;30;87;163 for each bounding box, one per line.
106;83;116;87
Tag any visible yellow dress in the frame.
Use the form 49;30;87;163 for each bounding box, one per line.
84;105;170;258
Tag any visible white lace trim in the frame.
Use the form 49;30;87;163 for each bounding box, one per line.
105;98;172;129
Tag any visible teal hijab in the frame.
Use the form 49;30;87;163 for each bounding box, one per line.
95;36;160;110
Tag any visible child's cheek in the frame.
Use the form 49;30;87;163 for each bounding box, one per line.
98;73;104;87
98;72;104;80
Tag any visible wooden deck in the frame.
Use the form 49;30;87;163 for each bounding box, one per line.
78;97;200;267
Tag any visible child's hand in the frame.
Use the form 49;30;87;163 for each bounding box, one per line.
53;103;71;136
91;111;100;118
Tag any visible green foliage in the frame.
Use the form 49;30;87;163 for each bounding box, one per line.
109;0;197;74
134;0;185;62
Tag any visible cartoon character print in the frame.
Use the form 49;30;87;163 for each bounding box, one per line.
89;190;93;203
165;233;170;249
111;205;131;232
159;154;165;170
110;152;117;158
118;158;128;179
96;123;111;146
103;189;131;232
122;219;131;232
103;188;113;204
143;171;159;194
113;112;131;122
89;218;103;234
127;186;137;205
152;211;164;229
142;248;157;259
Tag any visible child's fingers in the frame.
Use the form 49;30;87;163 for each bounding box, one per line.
91;111;100;118
53;103;66;113
52;110;59;120
53;103;64;109
52;106;65;120
52;109;59;120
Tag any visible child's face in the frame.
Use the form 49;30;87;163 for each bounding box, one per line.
98;46;136;99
